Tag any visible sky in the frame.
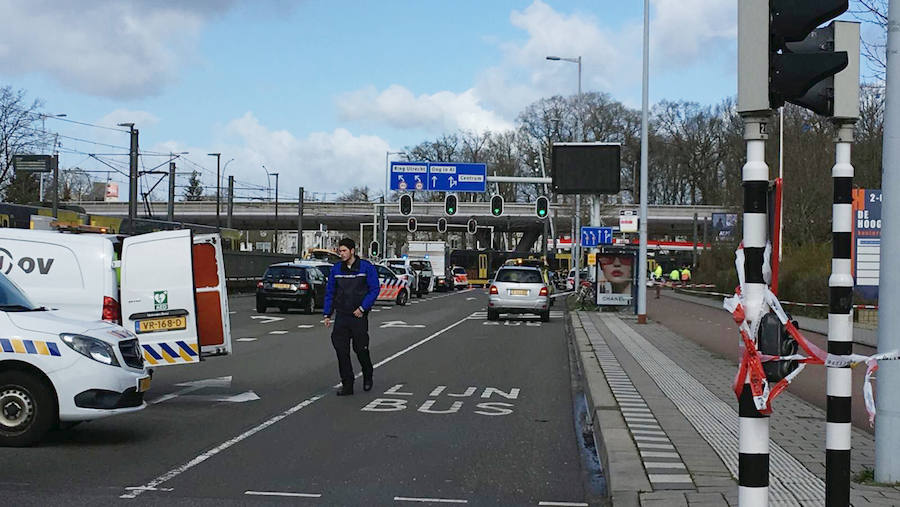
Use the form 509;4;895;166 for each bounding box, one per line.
0;0;744;202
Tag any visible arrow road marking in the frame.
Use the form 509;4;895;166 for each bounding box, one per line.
150;376;233;404
380;320;426;329
251;315;285;324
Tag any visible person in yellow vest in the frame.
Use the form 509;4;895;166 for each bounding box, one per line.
654;264;663;281
681;266;691;282
669;268;681;285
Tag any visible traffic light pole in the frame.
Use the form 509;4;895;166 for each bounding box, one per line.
876;0;900;483
738;114;770;507
826;120;855;506
573;195;581;292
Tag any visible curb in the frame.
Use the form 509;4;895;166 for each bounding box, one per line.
569;311;649;506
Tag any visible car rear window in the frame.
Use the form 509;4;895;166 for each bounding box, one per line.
410;261;430;270
264;267;307;280
453;267;466;274
496;269;542;284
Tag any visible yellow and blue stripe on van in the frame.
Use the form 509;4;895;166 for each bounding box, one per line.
0;338;62;357
141;341;199;365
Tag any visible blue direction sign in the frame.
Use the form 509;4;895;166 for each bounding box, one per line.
390;162;429;191
428;163;487;192
581;226;613;247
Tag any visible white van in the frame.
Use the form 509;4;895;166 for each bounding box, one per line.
0;272;149;446
0;228;232;367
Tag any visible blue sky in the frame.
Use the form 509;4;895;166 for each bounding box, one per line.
1;1;743;200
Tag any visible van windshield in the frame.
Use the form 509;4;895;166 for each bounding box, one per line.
0;273;41;311
264;267;307;281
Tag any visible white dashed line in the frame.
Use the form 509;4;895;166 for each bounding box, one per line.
245;491;322;498
538;502;589;507
297;325;314;329
394;497;468;504
236;338;257;342
269;330;289;335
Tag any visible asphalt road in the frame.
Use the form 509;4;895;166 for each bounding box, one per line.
648;291;877;432
0;289;596;506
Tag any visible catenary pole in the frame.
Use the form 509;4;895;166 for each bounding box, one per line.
167;162;175;222
738;115;771;507
227;175;234;229
827;120;855;506
875;0;900;484
297;187;304;256
637;0;650;324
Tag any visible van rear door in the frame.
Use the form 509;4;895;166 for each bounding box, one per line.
121;230;200;366
192;234;232;356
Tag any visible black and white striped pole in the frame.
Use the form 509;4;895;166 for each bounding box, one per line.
738;114;771;506
826;120;855;506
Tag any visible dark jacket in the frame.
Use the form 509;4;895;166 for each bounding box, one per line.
323;257;380;316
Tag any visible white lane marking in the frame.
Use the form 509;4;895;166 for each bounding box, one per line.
380;320;426;329
149;376;232;405
269;330;289;335
236;338;257;342
125;313;476;499
124;487;173;492
245;491;321;498
538;502;589;507
228;311;237;315
394;497;468;504
297;325;315;329
466;297;477;301
250;315;284;324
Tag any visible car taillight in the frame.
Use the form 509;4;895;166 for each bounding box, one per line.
299;283;309;290
539;286;549;296
257;281;264;288
102;296;121;324
489;285;498;295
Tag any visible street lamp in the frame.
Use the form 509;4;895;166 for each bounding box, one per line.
546;55;584;292
207;153;221;230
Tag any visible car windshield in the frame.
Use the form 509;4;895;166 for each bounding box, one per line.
496;269;542;284
453;267;466;274
0;273;41;311
264;267;307;280
387;262;406;271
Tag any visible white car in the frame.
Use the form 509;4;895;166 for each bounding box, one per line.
488;266;551;322
0;273;149;446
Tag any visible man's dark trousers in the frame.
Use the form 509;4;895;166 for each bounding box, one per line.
331;311;373;389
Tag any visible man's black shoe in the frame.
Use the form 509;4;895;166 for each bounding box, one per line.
363;379;373;392
336;386;354;396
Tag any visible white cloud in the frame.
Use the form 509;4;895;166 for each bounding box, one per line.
0;0;232;98
337;85;514;134
651;0;736;68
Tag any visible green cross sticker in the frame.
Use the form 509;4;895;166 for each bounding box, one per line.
154;290;169;311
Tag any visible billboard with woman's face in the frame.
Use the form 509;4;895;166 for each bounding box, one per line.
594;248;637;306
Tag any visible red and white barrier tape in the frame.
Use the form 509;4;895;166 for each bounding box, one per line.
726;243;896;425
677;287;878;311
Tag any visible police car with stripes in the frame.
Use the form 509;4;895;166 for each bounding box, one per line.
0;273;149;446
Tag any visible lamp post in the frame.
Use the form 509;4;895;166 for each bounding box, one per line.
384;150;406;259
637;0;650;324
272;172;279;253
546;55;583;292
207;153;221;230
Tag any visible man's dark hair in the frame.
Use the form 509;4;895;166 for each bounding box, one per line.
338;238;356;251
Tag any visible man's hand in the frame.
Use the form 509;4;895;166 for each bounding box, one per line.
353;307;364;318
324;317;332;328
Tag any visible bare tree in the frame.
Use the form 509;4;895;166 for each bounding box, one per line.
0;86;47;199
60;168;93;201
337;185;372;202
852;0;888;80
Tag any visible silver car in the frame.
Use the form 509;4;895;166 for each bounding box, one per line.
487;266;550;322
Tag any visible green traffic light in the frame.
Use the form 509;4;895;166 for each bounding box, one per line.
449;208;454;213
494;208;500;214
539;210;546;216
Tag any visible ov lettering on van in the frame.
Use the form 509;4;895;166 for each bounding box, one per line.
0;248;54;275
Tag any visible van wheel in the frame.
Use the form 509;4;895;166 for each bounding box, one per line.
0;370;56;447
396;290;409;306
304;295;315;314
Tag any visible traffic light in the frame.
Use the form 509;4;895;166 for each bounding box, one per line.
535;196;549;219
490;194;504;217
370;240;379;258
758;312;799;382
399;194;413;216
407;217;417;233
738;0;853;116
437;217;448;233
444;194;458;216
467;218;477;235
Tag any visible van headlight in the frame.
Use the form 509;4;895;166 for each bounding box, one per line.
60;334;120;367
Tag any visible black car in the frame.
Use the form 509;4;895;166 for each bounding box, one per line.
256;263;327;314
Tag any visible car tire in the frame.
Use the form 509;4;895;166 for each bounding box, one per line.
0;370;57;447
487;309;499;321
304;294;315;314
540;311;550;323
256;302;266;313
396;289;409;306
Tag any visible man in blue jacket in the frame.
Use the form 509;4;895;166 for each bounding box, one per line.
323;238;381;396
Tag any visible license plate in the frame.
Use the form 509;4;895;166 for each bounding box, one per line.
509;289;529;296
272;283;291;289
136;375;151;393
136;316;187;333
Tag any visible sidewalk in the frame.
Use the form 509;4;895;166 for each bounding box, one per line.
570;310;900;506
